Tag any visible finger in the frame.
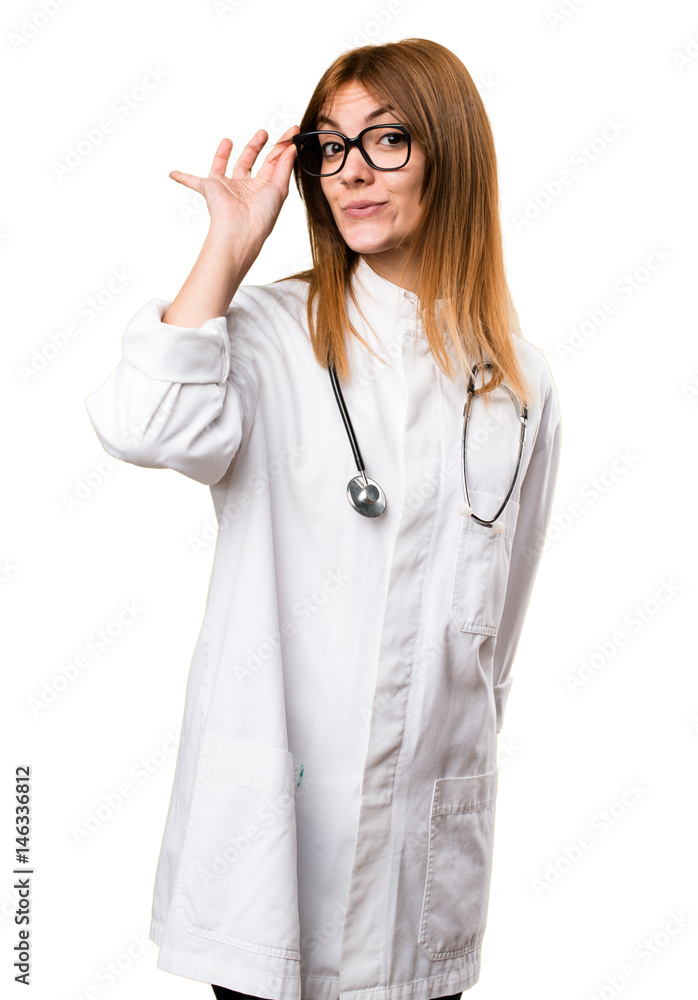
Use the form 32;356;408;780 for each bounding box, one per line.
270;137;300;195
169;170;204;195
230;128;269;179
253;136;298;201
209;138;233;179
253;126;300;184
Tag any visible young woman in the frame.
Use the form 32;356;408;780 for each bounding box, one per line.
86;37;561;1000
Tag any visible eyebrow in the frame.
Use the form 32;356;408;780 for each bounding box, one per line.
316;105;397;129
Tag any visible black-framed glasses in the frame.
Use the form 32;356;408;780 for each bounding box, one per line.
292;123;411;177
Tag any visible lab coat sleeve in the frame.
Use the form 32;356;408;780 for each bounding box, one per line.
491;377;562;733
84;297;259;486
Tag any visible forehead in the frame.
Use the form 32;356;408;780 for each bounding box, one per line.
317;81;397;127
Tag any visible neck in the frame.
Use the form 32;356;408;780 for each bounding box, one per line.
360;250;420;294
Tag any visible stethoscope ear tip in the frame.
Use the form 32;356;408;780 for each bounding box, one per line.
457;502;473;517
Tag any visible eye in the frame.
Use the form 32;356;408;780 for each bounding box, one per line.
320;140;344;159
380;131;407;146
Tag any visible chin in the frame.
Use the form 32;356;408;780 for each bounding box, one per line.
338;229;395;255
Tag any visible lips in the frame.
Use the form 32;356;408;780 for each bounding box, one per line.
342;201;387;218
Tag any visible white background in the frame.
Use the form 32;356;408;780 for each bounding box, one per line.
3;1;697;998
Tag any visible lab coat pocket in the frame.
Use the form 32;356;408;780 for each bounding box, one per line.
419;768;498;961
174;734;301;961
451;490;519;636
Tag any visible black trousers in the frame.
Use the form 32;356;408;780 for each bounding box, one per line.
211;989;462;1000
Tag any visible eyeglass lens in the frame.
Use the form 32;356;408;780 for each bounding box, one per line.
297;126;409;175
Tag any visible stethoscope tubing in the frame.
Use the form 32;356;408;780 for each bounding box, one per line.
329;358;528;525
461;362;528;527
328;362;366;479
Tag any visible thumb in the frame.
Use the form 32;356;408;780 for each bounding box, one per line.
169;170;203;194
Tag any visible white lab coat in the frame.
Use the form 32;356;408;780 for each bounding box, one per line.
85;255;562;1000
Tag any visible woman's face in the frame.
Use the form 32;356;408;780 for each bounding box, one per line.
317;82;426;282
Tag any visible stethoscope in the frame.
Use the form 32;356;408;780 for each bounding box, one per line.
328;361;528;528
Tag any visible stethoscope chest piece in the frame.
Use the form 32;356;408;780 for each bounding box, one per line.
347;474;386;517
330;358;526;525
329;361;388;518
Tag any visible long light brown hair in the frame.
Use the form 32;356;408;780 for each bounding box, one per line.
276;37;533;407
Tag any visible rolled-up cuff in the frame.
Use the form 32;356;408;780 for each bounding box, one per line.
493;676;513;734
121;298;231;385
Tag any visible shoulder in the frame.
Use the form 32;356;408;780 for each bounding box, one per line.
510;334;555;397
510;335;561;450
228;274;311;341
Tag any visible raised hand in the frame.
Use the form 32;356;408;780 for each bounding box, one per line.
169;126;301;243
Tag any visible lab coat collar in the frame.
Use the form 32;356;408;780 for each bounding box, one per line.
352;255;426;325
352;255;492;368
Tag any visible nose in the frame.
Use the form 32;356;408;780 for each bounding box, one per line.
337;142;374;184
